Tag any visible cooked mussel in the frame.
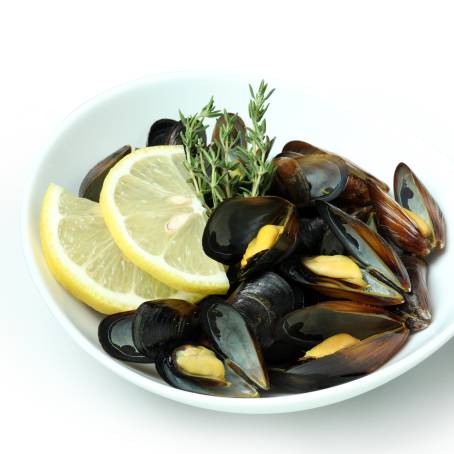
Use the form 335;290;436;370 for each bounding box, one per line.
368;163;446;256
270;301;409;392
156;343;259;398
79;145;132;202
227;272;302;349
147;119;179;146
392;255;431;332
132;300;198;361
202;196;299;279
272;151;348;206
272;140;389;208
317;201;410;292
98;311;151;363
281;253;404;305
199;297;269;390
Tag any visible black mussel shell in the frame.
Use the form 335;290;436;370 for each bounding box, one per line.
147;119;179;146
155;343;259;398
269;324;407;394
132;300;198;361
274;301;405;350
297;216;329;254
392;255;431;332
283;140;389;193
79;145;132;202
98;311;151;363
317;201;410;293
199;298;269;390
279;252;404;306
227;272;301;349
272;150;348;206
202;196;298;279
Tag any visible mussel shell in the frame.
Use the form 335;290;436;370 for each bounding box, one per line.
272;151;348;206
283;140;389;193
297;216;329;254
98;311;151;363
211;113;247;151
79;145;132;202
199;298;269;390
274;301;405;350
156;345;259;398
227;272;301;349
202;196;299;278
132;300;198;361
147;119;179;146
280;253;404;306
270;323;408;393
394;162;446;251
317;201;410;293
368;181;432;256
392;255;431;332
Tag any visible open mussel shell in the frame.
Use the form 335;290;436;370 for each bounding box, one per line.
202;196;299;278
317;201;410;292
280;253;404;305
272;151;348;206
297;216;329;254
275;301;405;349
79;145;132;202
155;343;259;398
392;255;431;332
98;311;151;363
368;181;432;256
394;162;446;252
270;301;408;393
227;272;303;350
199;297;269;390
132;300;198;361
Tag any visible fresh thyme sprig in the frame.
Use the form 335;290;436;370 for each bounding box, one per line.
179;80;276;212
237;80;276;197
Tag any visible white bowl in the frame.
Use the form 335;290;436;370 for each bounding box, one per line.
22;72;454;414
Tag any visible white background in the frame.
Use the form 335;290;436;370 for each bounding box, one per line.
2;1;454;453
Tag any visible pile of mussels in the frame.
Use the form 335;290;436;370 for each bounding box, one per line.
97;119;446;398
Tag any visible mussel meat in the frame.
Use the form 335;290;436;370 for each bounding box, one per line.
368;162;446;256
270;301;409;392
317;201;410;293
79;145;132;202
132;300;198;361
155;343;259;398
281;254;404;305
98;311;151;363
202;196;299;279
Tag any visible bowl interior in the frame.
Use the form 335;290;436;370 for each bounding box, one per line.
23;73;454;413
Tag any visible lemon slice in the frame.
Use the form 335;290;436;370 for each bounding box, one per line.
40;184;201;314
100;145;229;294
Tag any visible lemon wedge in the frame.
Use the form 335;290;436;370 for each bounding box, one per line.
40;183;200;314
100;145;229;295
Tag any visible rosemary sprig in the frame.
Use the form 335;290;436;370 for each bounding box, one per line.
179;80;276;212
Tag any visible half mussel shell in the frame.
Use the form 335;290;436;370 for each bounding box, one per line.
79;145;132;202
98;311;151;363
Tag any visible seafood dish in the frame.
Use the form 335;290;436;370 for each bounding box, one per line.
40;81;446;398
